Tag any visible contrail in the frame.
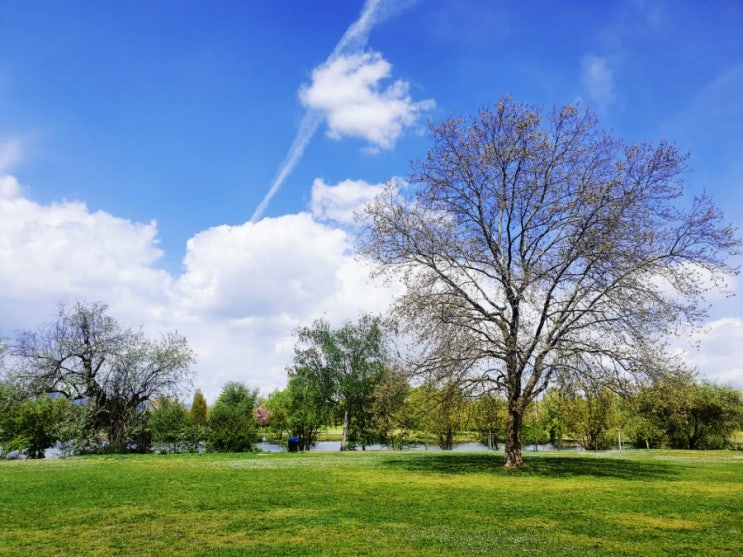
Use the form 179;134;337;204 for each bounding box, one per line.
250;0;385;223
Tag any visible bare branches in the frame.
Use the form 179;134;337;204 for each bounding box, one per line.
358;96;741;466
10;301;196;451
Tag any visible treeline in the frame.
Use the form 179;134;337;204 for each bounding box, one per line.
1;305;742;459
7;370;741;459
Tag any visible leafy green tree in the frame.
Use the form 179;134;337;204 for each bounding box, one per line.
291;315;389;450
11;302;195;453
0;393;71;459
539;389;568;449
684;383;743;449
619;399;663;449
635;377;743;449
521;399;551;449
411;381;471;450
264;388;291;441
366;367;412;449
53;398;100;455
207;382;259;452
149;397;190;453
185;390;209;449
360;96;741;467
566;386;619;451
190;390;208;425
471;392;506;449
284;372;332;451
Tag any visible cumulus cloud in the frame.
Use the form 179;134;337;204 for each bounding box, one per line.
580;54;616;110
310;177;387;224
175;214;350;318
300;51;434;151
0;174;171;330
170;211;395;395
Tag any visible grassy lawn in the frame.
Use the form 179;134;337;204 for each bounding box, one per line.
1;450;741;556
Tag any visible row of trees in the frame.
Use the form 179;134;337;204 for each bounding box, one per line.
211;316;743;454
262;316;743;452
139;366;743;454
2;309;742;458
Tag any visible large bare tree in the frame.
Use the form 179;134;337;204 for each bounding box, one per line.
360;97;740;467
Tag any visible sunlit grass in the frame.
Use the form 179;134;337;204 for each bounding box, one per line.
1;450;742;556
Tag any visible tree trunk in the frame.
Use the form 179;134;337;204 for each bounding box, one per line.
504;404;524;468
340;408;349;451
108;418;127;453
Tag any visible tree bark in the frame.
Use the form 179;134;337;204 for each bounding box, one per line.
340;407;349;451
504;403;524;468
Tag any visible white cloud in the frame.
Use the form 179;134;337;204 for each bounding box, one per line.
0;174;171;330
0;179;397;402
171;212;396;396
580;54;616;109
683;318;743;390
300;51;434;151
310;177;387;224
175;214;350;318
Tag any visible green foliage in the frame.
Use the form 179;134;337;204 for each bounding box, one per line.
281;373;331;450
0;393;70;458
52;399;101;455
263;389;291;439
634;376;743;449
149;397;190;452
189;390;208;426
207;382;259;452
291;314;389;450
11;301;195;453
521;400;551;448
366;368;412;449
536;386;620;450
538;389;568;449
471;392;506;449
408;382;471;450
183;390;209;449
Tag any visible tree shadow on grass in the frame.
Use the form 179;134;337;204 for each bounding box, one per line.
381;452;678;481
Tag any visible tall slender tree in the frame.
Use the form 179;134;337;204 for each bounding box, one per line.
190;390;208;426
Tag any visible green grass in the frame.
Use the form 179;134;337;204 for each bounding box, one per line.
1;450;742;556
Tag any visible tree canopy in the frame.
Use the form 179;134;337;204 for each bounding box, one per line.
360;96;741;467
207;381;259;452
10;301;196;452
290;314;389;450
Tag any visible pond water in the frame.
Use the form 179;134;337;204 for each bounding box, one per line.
18;440;583;459
255;441;585;453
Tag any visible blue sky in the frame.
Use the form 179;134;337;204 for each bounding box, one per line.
1;0;742;401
